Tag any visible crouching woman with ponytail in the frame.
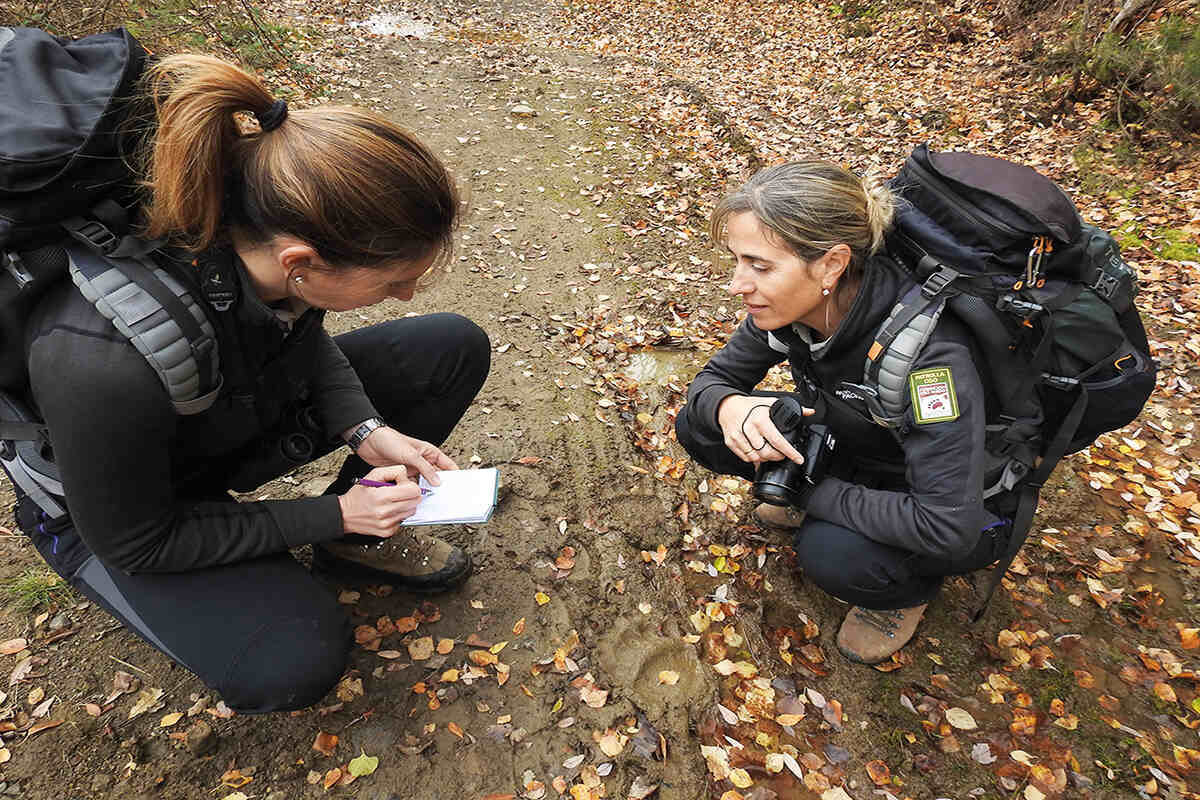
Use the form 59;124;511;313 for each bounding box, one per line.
15;53;490;712
675;163;1013;665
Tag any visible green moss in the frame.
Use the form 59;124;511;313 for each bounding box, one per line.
1152;227;1200;262
1114;221;1147;252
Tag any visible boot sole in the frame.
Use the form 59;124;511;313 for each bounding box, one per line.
311;547;473;594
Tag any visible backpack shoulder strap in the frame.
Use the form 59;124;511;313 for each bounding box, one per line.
64;239;222;415
861;282;948;432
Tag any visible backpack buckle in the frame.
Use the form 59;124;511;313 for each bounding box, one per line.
192;335;215;359
1090;269;1120;301
71;219;119;254
2;251;34;289
996;293;1043;319
921;266;959;298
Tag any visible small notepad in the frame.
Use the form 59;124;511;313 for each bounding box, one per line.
401;468;500;526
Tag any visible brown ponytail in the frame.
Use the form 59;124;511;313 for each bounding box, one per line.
141;54;459;268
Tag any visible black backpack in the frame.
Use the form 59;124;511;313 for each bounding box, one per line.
0;27;225;519
861;144;1156;619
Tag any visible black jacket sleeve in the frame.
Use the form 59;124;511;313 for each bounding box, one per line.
30;329;345;574
805;331;997;561
306;327;380;438
680;318;788;448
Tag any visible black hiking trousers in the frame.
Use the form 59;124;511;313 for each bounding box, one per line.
675;407;1012;611
14;314;490;714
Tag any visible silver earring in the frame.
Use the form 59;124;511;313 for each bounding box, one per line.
822;287;830;296
294;276;304;283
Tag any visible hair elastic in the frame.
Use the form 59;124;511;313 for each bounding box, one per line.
256;99;288;132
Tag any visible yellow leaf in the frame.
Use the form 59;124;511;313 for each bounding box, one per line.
407;637;435;661
513;617;526;635
347;751;379;777
945;707;977;730
1154;682;1178;703
658;670;679;685
596;727;627;756
728;768;753;788
159;712;183;727
535;592;550;606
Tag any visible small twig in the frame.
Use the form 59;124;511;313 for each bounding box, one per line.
93;623;124;641
235;0;289;58
108;655;151;676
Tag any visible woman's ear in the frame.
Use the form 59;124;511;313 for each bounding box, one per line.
816;244;852;285
277;242;321;282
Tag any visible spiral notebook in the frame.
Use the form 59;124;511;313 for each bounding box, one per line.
401;468;500;526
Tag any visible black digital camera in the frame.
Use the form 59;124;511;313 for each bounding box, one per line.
751;396;836;508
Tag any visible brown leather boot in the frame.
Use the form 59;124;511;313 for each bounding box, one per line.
836;603;927;664
314;531;471;593
752;503;806;530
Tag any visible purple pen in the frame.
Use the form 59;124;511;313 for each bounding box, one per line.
356;478;434;495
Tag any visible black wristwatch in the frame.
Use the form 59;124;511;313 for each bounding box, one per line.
346;417;386;452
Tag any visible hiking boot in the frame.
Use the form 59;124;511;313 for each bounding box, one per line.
836;603;927;665
752;503;806;531
313;531;471;593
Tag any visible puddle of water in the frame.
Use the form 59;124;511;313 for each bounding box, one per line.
358;13;437;38
623;350;699;387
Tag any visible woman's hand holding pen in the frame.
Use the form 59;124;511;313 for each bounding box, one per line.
354;427;458;485
717;395;809;466
337;466;424;537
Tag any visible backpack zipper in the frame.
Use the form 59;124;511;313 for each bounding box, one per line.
905;158;1035;240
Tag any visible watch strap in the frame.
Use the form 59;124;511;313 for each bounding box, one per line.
347;416;386;452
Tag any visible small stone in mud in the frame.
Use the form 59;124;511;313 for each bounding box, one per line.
538;65;551;73
510;105;537;117
824;743;851;764
185;719;217;756
47;614;68;631
90;773;113;792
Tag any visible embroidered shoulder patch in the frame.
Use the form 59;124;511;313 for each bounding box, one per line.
909;366;960;425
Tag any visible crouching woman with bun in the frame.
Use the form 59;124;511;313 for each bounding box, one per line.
675;162;1015;664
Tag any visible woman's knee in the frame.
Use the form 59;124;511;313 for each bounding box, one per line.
444;313;491;386
792;521;900;600
220;612;351;713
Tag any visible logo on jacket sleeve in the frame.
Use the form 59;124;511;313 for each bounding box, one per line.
909;366;959;424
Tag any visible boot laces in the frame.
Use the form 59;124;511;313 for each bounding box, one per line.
852;607;905;638
390;530;437;566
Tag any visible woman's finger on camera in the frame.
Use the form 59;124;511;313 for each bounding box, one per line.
764;430;805;464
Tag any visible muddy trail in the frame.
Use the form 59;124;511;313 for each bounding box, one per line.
1;1;1199;799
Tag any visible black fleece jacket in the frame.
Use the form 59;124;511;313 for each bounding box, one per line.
681;256;1006;561
26;249;378;574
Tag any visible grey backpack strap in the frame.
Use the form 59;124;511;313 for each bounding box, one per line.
65;240;222;414
861;283;947;432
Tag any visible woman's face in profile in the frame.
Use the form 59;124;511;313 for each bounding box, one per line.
724;212;824;331
298;250;440;312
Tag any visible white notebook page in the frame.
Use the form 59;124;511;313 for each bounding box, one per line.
401;468;499;526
